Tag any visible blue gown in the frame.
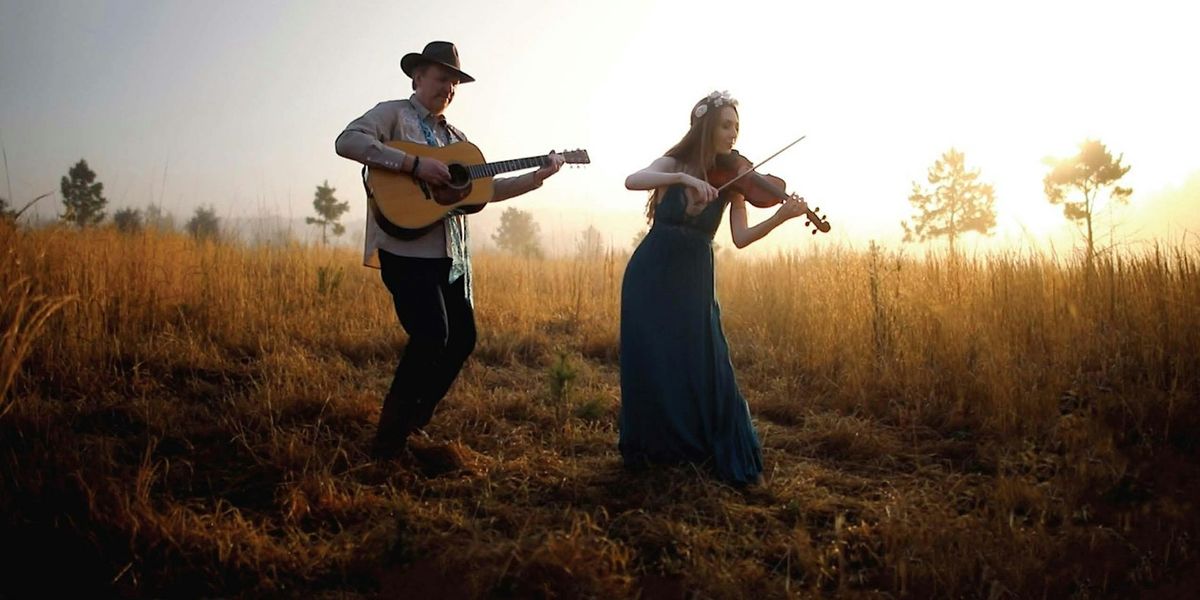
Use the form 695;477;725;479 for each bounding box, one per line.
619;184;763;485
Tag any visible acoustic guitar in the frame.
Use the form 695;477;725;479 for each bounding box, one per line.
366;140;590;239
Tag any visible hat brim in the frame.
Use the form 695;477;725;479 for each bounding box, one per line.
400;53;475;83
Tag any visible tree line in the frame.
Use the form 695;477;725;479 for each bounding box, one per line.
2;139;1132;260
1;160;352;244
902;139;1131;260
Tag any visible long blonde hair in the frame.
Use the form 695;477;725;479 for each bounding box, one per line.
644;94;738;222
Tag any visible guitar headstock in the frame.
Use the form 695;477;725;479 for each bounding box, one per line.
557;149;591;165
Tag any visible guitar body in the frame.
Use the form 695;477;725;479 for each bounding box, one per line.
362;141;588;240
367;140;495;233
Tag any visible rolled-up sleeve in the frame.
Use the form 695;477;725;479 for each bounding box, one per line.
492;171;544;202
334;102;409;173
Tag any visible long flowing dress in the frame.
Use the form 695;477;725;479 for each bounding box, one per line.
619;184;763;485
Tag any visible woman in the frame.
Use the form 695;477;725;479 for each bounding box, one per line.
619;90;808;486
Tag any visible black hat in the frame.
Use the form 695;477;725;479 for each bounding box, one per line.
400;41;475;83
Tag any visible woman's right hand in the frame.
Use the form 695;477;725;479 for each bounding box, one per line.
682;174;719;205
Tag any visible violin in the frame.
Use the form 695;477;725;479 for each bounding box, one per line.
708;149;831;235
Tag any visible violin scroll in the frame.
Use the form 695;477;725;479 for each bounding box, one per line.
805;204;831;234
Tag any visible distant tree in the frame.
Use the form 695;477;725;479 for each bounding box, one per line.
186;205;221;241
113;207;143;234
60;159;107;227
144;203;176;231
0;195;11;220
1043;139;1132;261
576;224;605;259
305;180;349;245
631;228;647;250
901;148;996;255
492;206;544;258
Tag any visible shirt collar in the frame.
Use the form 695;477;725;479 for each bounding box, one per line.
408;94;445;125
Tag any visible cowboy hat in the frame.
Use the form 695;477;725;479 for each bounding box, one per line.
400;41;475;83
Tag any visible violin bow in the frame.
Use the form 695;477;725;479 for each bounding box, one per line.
714;135;807;193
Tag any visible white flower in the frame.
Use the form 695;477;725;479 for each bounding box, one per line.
694;90;737;120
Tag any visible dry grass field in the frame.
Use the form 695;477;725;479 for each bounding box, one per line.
2;219;1198;598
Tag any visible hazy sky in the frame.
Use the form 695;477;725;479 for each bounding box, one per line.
2;0;1198;255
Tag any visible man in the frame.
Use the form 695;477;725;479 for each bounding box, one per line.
336;41;564;460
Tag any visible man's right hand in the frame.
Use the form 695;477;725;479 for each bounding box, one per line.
413;155;451;185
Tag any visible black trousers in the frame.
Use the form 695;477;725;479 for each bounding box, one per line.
376;251;476;448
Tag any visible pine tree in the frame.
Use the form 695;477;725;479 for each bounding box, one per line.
144;203;176;231
492;207;544;258
60;159;107;227
576;225;605;259
113;207;143;234
1043;139;1131;261
901;149;996;255
631;228;647;249
186;205;221;241
305;180;349;245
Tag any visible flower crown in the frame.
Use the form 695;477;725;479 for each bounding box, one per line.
692;90;737;121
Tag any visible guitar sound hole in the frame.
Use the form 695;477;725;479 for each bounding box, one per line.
448;164;470;189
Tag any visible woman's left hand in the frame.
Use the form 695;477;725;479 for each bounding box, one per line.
776;194;808;220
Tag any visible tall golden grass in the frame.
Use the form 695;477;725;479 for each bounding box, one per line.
2;218;1198;598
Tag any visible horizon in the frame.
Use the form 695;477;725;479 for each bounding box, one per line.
2;0;1198;258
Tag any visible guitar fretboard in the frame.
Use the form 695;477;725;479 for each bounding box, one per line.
467;156;551;180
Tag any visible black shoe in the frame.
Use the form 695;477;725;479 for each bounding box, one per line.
370;435;408;461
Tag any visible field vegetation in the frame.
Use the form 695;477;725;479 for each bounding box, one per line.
2;220;1198;598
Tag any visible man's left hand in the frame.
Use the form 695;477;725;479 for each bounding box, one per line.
533;151;565;183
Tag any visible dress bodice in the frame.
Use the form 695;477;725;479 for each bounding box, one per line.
651;184;728;239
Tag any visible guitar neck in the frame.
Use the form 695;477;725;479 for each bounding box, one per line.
467;156;552;180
